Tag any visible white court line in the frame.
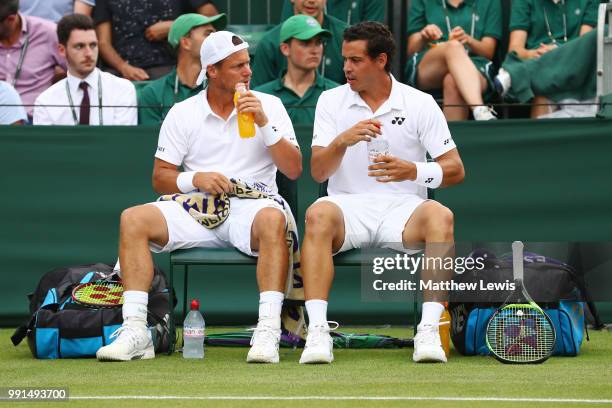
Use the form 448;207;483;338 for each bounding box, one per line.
69;396;612;403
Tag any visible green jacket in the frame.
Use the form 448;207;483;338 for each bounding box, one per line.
137;68;204;125
407;0;502;42
280;0;386;25
509;0;598;50
251;14;348;88
254;72;339;126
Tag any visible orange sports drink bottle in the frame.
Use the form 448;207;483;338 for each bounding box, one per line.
234;83;256;138
439;304;451;358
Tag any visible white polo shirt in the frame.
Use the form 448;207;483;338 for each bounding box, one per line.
33;68;137;125
313;75;456;198
155;89;298;193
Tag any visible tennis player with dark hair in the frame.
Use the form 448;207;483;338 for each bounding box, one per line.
33;13;137;125
299;21;465;364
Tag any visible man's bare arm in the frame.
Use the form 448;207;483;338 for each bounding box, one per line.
311;119;382;183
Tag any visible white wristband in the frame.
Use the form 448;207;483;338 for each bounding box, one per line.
414;162;443;188
176;171;197;193
260;122;282;147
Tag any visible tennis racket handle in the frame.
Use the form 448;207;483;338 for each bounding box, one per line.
512;241;524;281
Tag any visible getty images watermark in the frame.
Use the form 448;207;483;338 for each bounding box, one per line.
360;243;516;302
359;242;612;303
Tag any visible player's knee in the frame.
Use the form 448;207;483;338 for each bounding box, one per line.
425;204;454;238
305;204;338;236
254;207;286;240
120;206;153;237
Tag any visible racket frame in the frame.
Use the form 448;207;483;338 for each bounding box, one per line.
485;241;556;364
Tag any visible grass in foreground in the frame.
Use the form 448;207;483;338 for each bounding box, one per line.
1;327;611;408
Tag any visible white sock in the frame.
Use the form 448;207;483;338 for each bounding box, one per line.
419;302;445;328
305;299;328;328
258;291;283;328
122;290;148;327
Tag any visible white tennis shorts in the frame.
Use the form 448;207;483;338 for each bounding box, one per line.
316;193;427;254
147;197;286;256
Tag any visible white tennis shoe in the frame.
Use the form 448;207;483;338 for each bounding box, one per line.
473;105;498;121
96;324;154;361
246;318;281;364
299;322;337;364
413;323;447;363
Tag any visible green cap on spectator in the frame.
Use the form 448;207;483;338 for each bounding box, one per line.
168;13;227;48
280;14;331;43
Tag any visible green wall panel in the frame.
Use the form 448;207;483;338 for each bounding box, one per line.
1;119;611;325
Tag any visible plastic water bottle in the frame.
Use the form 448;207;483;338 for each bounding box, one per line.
183;299;205;359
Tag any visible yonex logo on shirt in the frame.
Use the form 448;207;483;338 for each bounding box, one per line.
272;126;278;132
391;117;405;125
157;146;165;152
443;138;451;145
425;178;434;184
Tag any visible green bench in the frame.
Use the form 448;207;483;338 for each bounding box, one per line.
167;180;423;352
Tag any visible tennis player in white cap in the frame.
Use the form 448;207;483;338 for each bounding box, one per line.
97;31;302;364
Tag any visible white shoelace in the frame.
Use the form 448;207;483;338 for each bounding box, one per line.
305;321;339;348
249;323;280;347
109;326;146;349
415;323;446;345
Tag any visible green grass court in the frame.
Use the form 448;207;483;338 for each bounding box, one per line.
1;327;611;407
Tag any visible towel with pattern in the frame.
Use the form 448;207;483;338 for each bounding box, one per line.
157;178;306;341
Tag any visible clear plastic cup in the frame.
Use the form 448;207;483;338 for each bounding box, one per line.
367;138;389;164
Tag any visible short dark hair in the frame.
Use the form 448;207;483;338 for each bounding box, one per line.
343;22;396;72
56;13;95;45
0;0;19;21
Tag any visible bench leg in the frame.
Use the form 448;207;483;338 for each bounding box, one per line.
168;261;176;355
183;265;189;321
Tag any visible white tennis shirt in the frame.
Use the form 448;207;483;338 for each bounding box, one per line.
155;89;298;193
312;75;456;197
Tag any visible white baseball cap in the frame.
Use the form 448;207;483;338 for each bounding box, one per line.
196;31;250;86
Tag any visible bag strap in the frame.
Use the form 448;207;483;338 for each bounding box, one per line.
11;314;36;346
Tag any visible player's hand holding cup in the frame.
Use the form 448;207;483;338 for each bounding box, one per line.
338;119;382;147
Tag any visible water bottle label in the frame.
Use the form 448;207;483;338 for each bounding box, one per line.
184;328;204;337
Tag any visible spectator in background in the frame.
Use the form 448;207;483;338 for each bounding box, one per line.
281;0;385;25
255;14;339;126
20;0;95;23
496;0;598;118
73;0;94;16
494;29;598;118
33;14;137;125
0;0;66;118
138;12;226;125
94;0;219;81
0;80;27;124
252;0;347;87
406;0;502;121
